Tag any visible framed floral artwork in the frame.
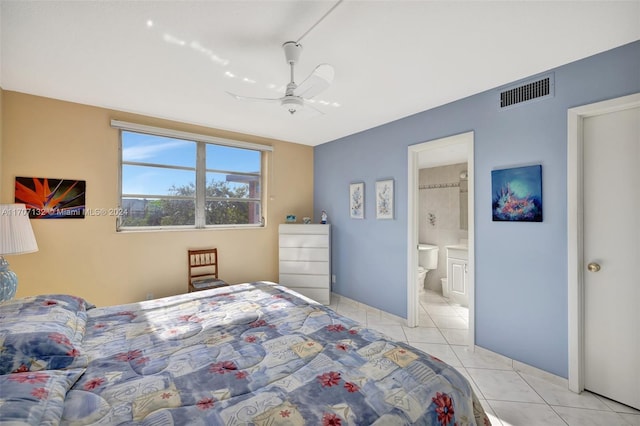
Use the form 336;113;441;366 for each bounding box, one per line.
15;176;86;219
349;182;364;219
375;179;394;219
491;165;542;222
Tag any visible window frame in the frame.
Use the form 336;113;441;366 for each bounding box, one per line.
113;120;272;231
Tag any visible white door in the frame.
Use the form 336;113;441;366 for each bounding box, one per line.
583;105;639;409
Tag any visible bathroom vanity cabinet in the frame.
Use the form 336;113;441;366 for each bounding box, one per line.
278;224;331;305
446;245;468;307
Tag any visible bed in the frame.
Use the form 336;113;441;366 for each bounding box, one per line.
0;281;490;425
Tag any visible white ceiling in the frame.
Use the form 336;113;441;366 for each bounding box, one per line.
1;1;638;147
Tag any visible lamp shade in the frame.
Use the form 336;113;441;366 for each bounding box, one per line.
0;204;39;255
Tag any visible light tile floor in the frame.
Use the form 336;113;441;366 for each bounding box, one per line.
329;289;640;426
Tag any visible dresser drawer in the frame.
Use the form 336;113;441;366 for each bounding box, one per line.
279;247;329;262
279;273;330;288
279;261;329;275
289;287;330;305
279;234;329;248
279;224;329;235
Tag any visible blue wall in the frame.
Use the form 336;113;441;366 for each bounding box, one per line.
314;41;640;378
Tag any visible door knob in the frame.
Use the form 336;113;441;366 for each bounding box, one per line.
587;262;601;272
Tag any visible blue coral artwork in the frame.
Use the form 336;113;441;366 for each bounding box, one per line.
492;165;542;222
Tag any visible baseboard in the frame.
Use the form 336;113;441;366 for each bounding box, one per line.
330;292;407;325
475;345;569;389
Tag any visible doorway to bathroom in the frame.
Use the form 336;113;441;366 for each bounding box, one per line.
407;132;475;350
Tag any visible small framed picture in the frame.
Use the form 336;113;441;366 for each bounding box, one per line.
376;179;394;219
349;182;364;219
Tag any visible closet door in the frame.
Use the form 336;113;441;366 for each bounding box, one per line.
583;106;639;409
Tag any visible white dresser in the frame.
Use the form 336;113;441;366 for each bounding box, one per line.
278;224;331;304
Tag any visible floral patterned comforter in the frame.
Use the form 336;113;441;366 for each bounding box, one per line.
1;282;490;425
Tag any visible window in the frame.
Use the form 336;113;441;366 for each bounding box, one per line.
114;121;271;230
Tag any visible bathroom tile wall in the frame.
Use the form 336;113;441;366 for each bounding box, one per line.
419;162;469;291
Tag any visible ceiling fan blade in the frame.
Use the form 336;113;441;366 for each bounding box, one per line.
294;64;334;99
226;92;281;103
303;100;326;116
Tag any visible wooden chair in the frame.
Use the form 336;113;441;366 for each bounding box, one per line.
187;248;227;292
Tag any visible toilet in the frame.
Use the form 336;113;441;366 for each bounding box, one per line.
417;244;439;294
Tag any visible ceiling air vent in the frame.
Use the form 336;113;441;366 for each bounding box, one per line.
499;74;554;109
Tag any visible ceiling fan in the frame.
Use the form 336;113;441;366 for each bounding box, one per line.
227;41;334;115
226;0;342;115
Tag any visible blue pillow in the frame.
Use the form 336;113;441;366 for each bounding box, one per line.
0;294;91;374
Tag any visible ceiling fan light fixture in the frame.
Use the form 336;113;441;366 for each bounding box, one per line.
281;96;304;114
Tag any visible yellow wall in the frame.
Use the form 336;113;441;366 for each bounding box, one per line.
0;91;314;306
0;87;3;196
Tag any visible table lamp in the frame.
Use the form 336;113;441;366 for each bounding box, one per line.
0;204;39;302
